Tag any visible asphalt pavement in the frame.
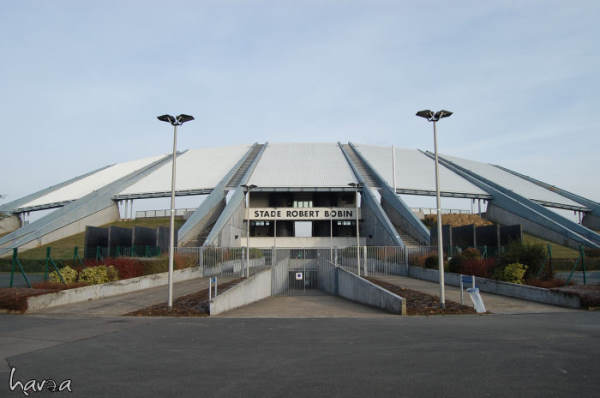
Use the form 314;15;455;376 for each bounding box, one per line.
1;312;599;397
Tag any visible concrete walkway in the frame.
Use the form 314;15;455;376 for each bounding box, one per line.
217;294;394;318
34;276;235;316
373;275;575;314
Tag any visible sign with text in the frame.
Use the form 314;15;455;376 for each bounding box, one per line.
246;207;360;220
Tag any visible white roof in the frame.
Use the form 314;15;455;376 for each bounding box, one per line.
22;155;165;208
442;154;582;207
248;143;357;188
354;144;487;196
119;145;251;195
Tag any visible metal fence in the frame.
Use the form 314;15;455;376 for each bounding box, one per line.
135;208;196;219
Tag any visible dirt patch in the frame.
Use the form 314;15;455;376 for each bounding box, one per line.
553;285;600;308
126;278;244;317
366;277;478;315
424;213;492;228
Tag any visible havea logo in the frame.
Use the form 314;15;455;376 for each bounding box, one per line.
8;367;72;396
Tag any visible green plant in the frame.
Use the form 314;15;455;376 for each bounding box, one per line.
107;265;119;281
424;255;438;269
49;265;78;284
79;266;111;285
500;263;528;284
500;241;546;278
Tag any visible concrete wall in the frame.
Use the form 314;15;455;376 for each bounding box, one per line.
317;260;337;295
244;236;366;248
337;267;406;314
217;199;245;247
10;204;119;256
209;268;271;315
0;215;20;235
406;265;582;309
487;203;578;249
26;266;204;312
582;214;600;231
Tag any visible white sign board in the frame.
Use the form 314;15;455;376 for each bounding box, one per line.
467;288;486;313
295;272;303;280
247;207;359;221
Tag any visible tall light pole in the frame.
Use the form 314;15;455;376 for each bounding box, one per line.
416;109;452;309
241;184;257;278
348;182;362;276
157;113;194;310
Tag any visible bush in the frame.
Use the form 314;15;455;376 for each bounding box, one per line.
499;263;528;284
462;247;481;260
142;258;169;275
424;255;439;269
105;258;144;279
448;255;464;273
79;266;109;285
500;242;546;278
460;258;496;278
49;266;78;284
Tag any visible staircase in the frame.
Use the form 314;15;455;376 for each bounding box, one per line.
395;226;421;248
226;144;264;189
341;144;380;188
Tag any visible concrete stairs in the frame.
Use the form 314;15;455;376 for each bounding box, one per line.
341;144;380;188
395;226;421;248
226;144;264;189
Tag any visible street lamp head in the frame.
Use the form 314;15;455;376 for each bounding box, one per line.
416;110;434;121
157;114;176;125
176;114;195;124
435;110;453;119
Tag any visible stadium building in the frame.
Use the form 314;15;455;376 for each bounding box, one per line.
1;142;599;256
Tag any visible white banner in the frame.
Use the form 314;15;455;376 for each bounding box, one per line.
246;207;359;220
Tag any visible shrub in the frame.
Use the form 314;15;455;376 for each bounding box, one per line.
500;242;546;278
461;258;496;278
105;257;144;279
448;255;464;273
79;266;110;285
107;265;119;281
500;263;527;284
49;265;78;284
424;255;439;269
462;247;481;260
142;258;169;275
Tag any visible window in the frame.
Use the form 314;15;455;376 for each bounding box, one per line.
293;200;313;208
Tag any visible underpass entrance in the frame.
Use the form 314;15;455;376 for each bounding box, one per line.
272;248;328;296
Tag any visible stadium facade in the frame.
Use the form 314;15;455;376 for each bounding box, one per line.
1;142;600;256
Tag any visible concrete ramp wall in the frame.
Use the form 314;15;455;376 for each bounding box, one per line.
336;267;406;315
209;268;271;315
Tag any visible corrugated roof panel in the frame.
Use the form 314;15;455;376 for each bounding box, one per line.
119;145;251;195
248;143;357;187
22;154;165;208
442;154;582;207
355;144;487;195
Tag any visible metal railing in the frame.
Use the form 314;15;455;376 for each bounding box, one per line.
135;208;196;219
411;207;474;215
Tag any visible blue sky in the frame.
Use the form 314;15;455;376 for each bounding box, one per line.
1;1;599;209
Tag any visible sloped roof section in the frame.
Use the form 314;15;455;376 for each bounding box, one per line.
441;154;583;208
119;145;251;196
248;142;357;188
354;144;487;196
21;154;166;209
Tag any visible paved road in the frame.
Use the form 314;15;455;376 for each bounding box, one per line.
218;293;393;318
375;275;574;314
2;312;599;397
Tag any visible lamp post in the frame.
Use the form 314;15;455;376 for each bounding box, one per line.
416;109;452;309
348;182;362;276
241;184;257;278
157;113;194;309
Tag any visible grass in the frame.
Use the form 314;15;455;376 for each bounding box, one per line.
16;217;186;260
522;233;580;259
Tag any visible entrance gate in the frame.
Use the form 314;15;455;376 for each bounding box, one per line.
272;248;328;296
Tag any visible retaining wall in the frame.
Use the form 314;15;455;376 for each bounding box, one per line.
337;267;406;314
209;268;271;315
407;265;581;308
26;266;204;312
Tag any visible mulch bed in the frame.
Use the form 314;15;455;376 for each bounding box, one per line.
366;277;478;315
126;278;244;317
0;288;55;313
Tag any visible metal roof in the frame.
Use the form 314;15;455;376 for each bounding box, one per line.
354;144;488;197
247;142;358;189
118;145;251;196
20;154;165;209
441;154;583;208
